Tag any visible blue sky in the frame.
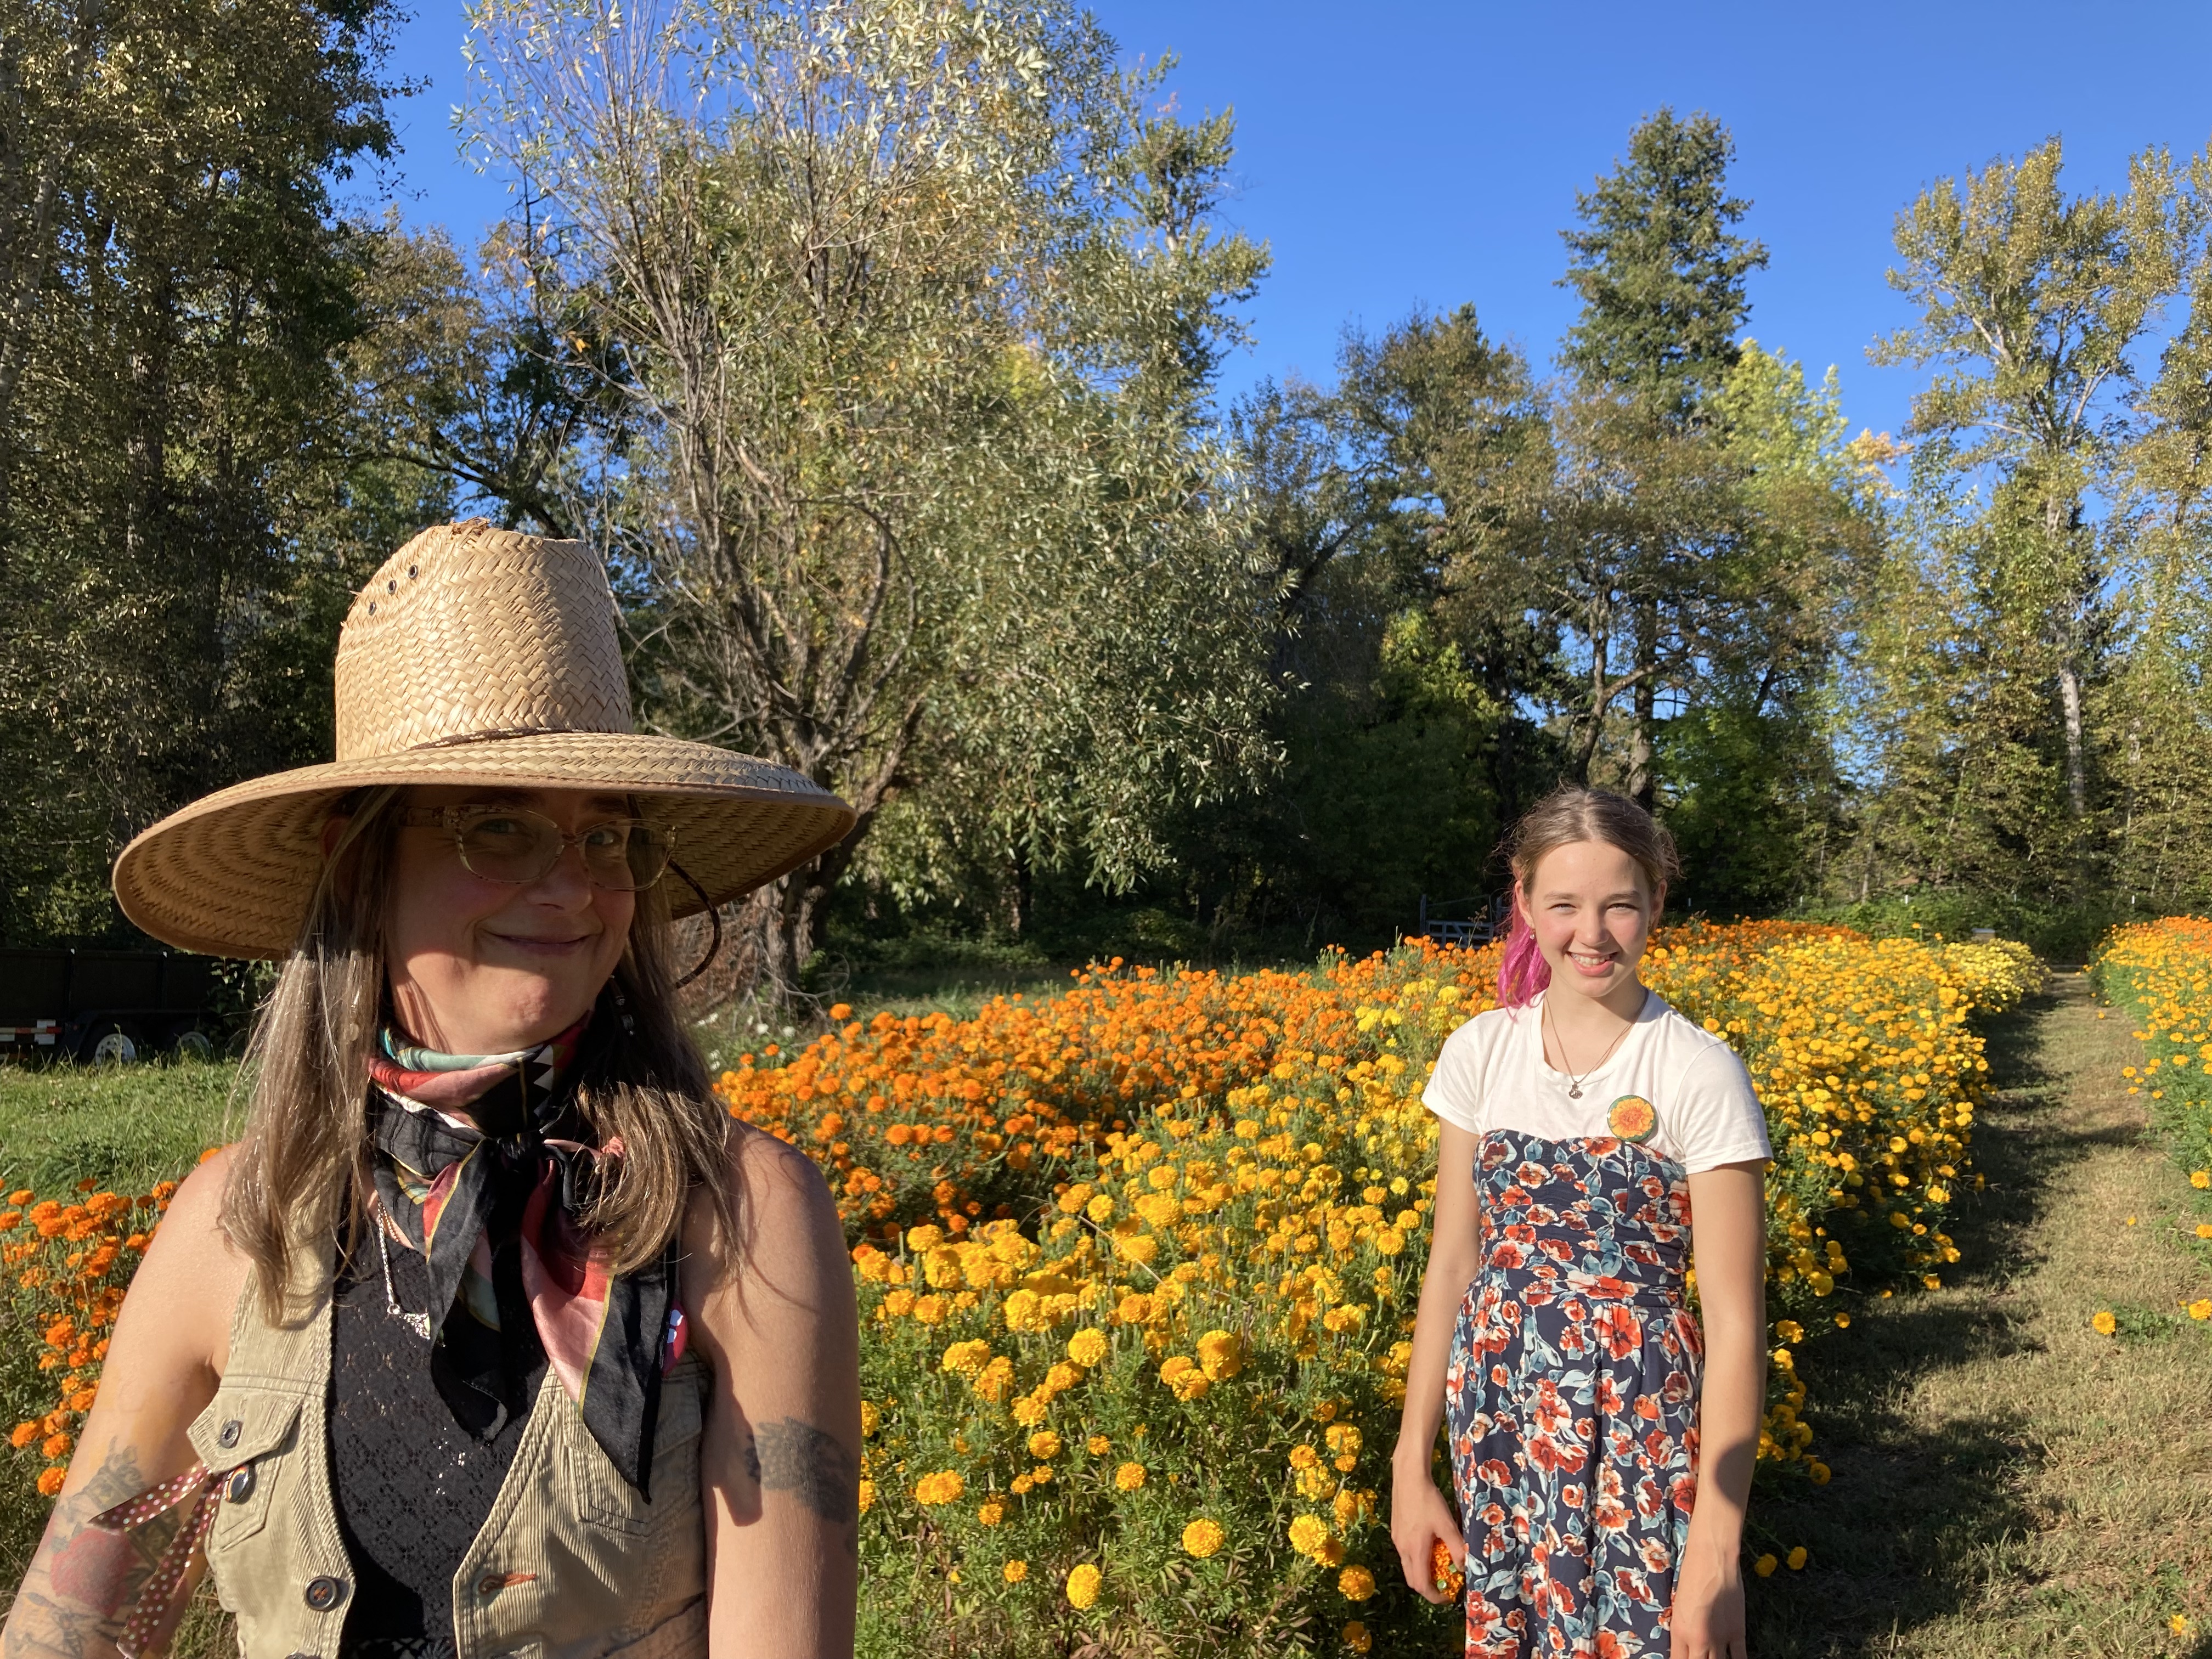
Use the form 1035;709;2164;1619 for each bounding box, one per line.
371;0;2212;445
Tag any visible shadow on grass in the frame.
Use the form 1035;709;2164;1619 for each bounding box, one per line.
1741;986;2080;1657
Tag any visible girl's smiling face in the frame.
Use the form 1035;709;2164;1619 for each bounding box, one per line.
1517;838;1663;1008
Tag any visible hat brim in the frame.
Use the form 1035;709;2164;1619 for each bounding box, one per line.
112;732;859;960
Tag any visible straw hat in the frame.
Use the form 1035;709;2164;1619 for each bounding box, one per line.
113;521;857;959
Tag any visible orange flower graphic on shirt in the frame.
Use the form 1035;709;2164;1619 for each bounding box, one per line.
1606;1095;1658;1143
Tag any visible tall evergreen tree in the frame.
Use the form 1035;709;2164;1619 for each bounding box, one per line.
1554;109;1769;805
1560;109;1768;428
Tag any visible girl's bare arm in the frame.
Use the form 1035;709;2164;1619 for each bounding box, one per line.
3;1150;245;1659
1671;1160;1767;1659
1389;1122;1482;1601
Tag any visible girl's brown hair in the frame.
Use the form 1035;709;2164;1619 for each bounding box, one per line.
1497;785;1680;1007
221;786;738;1319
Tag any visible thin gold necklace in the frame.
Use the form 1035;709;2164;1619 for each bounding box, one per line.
1542;991;1642;1099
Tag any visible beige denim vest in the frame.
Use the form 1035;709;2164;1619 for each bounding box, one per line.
187;1246;710;1659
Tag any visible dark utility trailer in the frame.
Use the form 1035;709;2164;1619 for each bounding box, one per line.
0;948;219;1062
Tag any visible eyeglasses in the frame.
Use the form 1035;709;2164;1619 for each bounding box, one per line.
399;805;675;891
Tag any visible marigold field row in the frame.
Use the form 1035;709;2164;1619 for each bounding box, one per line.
2087;918;2212;1328
712;923;2032;1656
4;924;2035;1657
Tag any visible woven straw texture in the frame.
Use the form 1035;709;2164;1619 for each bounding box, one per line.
113;522;856;960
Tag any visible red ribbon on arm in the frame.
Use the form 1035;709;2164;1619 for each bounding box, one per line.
88;1462;230;1659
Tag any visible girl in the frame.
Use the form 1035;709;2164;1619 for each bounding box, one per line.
1390;787;1770;1659
3;522;863;1659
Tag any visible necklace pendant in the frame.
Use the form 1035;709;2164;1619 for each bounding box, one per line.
1567;1085;1582;1099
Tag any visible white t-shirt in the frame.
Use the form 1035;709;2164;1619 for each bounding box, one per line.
1421;990;1772;1173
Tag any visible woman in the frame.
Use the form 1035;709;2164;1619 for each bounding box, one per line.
2;522;864;1659
1389;787;1770;1659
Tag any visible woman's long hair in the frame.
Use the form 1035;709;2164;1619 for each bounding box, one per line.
1496;786;1679;1009
221;786;739;1321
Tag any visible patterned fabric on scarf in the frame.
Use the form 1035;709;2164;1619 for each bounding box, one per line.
366;1013;686;1496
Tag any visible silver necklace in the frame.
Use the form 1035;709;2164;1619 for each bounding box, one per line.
1543;994;1639;1098
375;1215;434;1341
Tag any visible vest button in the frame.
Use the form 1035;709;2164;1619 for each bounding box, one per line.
216;1420;242;1448
225;1465;255;1503
303;1576;347;1612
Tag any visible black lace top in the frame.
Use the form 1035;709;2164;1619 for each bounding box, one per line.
329;1233;545;1659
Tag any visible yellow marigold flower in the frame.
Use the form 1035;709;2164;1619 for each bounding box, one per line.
859;1401;880;1436
1787;1546;1808;1570
1182;1517;1225;1558
1808;1461;1831;1485
1086;1434;1111;1455
1195;1328;1245;1380
1065;1562;1102;1610
1338;1565;1376;1601
8;1423;36;1450
1753;1553;1778;1577
905;1224;943;1252
1011;1393;1049;1427
856;1479;874;1514
1044;1361;1082;1393
2188;1298;2211;1321
1114;1461;1146;1491
2092;1309;2117;1335
2197;1223;2212;1240
1115;1291;1153;1324
1028;1430;1062;1460
913;1470;965;1506
1065;1328;1109;1368
979;1500;1006;1526
1010;1474;1033;1494
36;1468;65;1497
940;1339;990;1376
1085;1194;1114;1223
1289;1444;1321;1470
1341;1622;1372;1654
1288;1514;1330;1557
973;1356;1015;1403
1003;1560;1027;1584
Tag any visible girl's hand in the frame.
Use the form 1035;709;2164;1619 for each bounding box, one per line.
1667;1542;1747;1659
1386;1456;1464;1605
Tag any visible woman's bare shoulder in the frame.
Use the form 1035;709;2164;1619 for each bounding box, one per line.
680;1121;851;1341
134;1143;252;1375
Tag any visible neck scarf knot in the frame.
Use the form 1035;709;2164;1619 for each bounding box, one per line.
366;1013;683;1496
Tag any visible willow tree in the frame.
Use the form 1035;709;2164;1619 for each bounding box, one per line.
464;0;1275;997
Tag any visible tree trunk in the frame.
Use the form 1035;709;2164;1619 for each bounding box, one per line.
1628;601;1657;809
2056;657;2087;820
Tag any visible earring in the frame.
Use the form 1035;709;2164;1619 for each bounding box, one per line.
608;978;637;1037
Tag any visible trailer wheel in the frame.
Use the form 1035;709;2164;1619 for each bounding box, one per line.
86;1024;140;1065
173;1029;215;1062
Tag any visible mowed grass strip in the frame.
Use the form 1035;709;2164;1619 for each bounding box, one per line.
1745;974;2212;1658
0;1059;239;1199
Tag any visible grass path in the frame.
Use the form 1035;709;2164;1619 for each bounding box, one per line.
1745;973;2212;1658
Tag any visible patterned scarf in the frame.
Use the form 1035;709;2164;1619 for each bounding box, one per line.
366;1010;684;1496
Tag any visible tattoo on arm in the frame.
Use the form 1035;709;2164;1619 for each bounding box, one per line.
3;1445;182;1659
753;1419;857;1527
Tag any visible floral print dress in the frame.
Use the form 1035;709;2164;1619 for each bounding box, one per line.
1443;1129;1702;1658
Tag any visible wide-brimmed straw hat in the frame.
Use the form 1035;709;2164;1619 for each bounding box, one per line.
113;521;857;959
